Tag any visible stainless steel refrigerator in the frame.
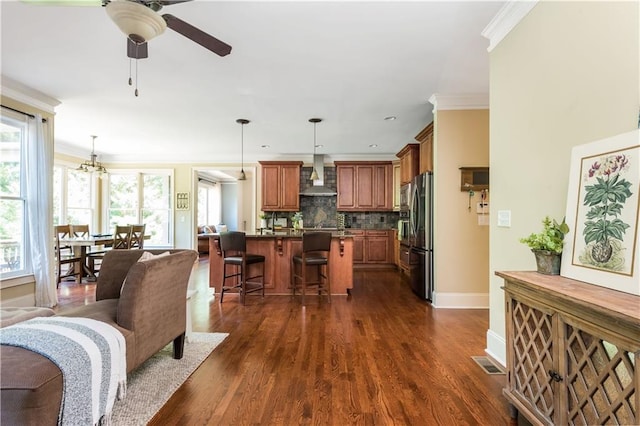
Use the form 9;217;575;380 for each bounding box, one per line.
408;172;433;300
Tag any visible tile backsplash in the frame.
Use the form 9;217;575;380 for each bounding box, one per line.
298;166;399;229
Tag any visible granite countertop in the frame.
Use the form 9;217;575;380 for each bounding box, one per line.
206;229;355;238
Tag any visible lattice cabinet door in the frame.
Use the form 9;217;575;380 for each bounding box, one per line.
498;271;640;426
506;295;558;425
561;316;638;426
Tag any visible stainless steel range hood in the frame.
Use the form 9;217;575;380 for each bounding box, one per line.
300;154;337;196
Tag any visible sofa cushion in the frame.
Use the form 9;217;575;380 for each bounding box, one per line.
198;225;216;235
138;251;171;262
0;346;62;426
58;299;136;372
0;307;55;328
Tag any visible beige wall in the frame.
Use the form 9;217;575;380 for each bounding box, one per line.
433;109;490;307
487;1;639;364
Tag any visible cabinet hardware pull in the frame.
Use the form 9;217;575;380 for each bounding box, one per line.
548;370;563;382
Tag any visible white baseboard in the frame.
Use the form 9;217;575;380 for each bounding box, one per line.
485;329;506;367
431;292;489;309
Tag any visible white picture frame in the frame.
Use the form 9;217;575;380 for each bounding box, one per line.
561;129;640;295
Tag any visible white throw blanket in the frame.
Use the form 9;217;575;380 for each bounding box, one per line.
0;317;127;425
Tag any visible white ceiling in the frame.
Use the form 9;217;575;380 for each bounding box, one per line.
1;0;504;164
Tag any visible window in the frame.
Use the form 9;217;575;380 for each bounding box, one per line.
106;171;172;247
0;115;29;277
53;165;95;227
197;180;221;226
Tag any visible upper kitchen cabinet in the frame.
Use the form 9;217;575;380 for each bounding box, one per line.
335;161;393;211
259;161;303;211
415;122;433;173
392;160;401;211
395;144;420;185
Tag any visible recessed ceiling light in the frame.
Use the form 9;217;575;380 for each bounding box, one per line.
261;145;270;148
384;116;397;121
369;144;378;148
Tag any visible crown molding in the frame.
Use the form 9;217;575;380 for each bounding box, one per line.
1;75;60;113
481;1;539;52
428;93;489;111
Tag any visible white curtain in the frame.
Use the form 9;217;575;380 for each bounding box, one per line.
25;113;56;307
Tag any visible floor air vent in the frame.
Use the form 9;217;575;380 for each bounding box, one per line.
472;356;506;375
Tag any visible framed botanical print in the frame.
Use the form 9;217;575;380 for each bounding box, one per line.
561;129;640;295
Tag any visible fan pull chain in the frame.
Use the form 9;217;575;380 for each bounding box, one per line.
128;58;133;87
134;58;139;97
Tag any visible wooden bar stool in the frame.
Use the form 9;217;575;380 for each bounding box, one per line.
219;232;265;304
292;231;332;305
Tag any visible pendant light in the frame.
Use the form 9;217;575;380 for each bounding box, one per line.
309;118;322;181
236;118;249;181
77;135;107;175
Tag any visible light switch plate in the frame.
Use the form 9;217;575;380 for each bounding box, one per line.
497;210;511;227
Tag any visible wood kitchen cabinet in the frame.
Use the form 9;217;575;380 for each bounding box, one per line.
335;161;393;211
395;144;420;185
259;161;303;211
365;230;391;263
350;230;365;263
415;122;433;173
497;271;639;426
392;161;401;211
351;229;394;266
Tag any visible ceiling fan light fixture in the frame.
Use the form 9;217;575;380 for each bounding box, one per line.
106;0;167;43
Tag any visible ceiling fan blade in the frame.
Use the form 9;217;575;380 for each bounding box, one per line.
155;0;193;5
127;39;148;59
20;0;103;5
162;14;232;57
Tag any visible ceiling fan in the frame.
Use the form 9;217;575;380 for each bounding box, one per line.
24;0;232;59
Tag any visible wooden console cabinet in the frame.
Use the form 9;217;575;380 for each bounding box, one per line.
497;271;639;426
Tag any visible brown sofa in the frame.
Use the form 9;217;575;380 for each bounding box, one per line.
197;224;217;254
0;249;198;426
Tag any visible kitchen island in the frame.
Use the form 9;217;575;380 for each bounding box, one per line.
207;231;354;295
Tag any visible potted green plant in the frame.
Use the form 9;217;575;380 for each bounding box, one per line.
520;216;570;275
291;212;303;231
259;213;268;229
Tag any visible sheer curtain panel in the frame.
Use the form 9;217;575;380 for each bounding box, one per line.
26;113;56;306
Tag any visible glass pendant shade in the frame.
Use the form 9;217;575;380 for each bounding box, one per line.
309;118;322;181
236;119;249;181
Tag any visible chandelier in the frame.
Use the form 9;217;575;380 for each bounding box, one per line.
77;135;107;174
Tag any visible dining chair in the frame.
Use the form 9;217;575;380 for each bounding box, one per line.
69;224;90;239
88;225;132;275
129;224;146;249
54;225;82;287
219;231;265;304
291;231;332;305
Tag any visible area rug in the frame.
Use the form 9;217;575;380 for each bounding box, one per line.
111;332;228;425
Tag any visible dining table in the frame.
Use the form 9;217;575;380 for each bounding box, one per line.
59;235;113;282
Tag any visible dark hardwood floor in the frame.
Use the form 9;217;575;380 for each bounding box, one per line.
56;257;514;425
